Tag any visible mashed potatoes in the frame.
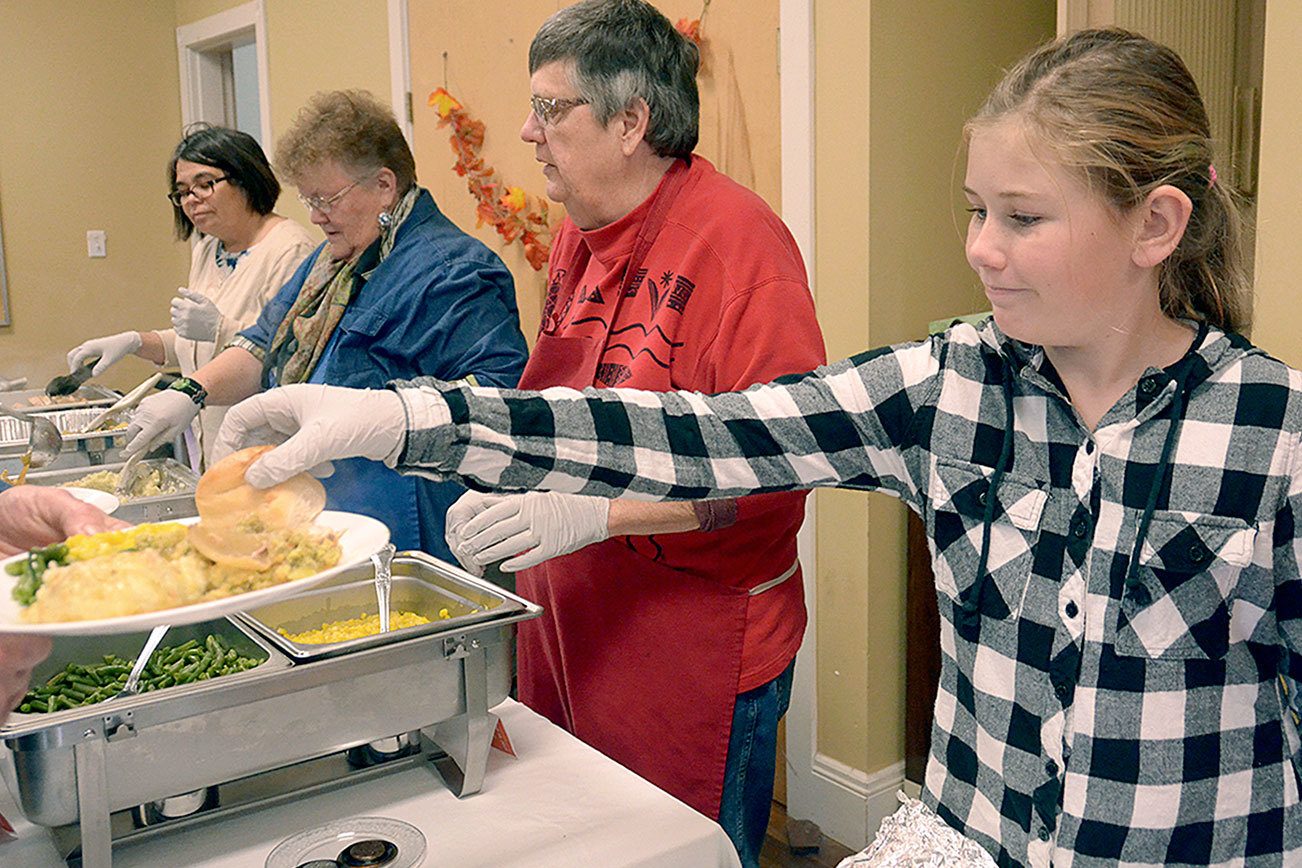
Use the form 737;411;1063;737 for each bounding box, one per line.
68;467;177;501
20;522;341;623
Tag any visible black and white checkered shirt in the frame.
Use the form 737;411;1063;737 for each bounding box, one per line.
393;319;1302;867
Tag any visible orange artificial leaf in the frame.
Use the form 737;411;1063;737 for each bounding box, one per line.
499;186;527;212
428;88;463;118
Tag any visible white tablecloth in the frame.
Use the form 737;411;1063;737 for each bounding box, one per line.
0;699;741;867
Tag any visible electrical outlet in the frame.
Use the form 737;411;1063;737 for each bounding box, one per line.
86;230;107;258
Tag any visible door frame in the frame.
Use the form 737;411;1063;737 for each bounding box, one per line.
176;0;272;147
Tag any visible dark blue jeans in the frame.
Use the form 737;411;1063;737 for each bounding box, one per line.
718;658;796;868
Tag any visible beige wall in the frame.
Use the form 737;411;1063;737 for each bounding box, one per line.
1249;3;1302;365
0;2;192;392
0;0;392;395
814;0;1056;774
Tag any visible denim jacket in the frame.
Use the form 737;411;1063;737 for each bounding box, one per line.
239;188;528;556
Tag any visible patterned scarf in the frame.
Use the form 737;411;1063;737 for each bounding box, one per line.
265;186;419;385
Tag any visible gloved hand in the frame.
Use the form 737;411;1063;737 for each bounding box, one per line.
214;384;408;488
67;331;142;377
444;491;507;576
123;389;201;459
170;287;223;342
445;490;610;573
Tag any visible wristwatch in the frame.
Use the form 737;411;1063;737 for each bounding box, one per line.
167;376;208;407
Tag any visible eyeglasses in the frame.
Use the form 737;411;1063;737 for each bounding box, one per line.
167;176;229;206
297;177;367;215
530;95;589;127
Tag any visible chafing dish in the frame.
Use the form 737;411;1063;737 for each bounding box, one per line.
23;457;200;522
1;551;541;867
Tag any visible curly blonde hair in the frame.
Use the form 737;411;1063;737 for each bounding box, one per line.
275;90;416;190
968;28;1249;334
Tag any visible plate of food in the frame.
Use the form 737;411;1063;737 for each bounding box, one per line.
61;486;120;514
0;447;390;636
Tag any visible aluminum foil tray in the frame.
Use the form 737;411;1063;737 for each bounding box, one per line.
0;408;129;448
0;385;117;413
239;553;527;661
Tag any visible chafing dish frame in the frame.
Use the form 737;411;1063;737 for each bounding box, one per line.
0;551;542;868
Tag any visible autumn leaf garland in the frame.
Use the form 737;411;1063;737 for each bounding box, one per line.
429;87;553;271
428;12;706;272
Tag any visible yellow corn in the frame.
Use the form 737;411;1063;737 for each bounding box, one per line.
277;609;445;644
65;523;189;562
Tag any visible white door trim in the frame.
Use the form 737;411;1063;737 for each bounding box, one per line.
388;0;413;144
176;0;272;147
779;0;826;837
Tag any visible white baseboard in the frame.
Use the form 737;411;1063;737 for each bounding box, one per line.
794;755;906;852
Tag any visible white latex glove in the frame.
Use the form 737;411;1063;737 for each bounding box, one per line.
444;490;508;576
170;287;223;342
123;389;200;459
446;490;610;573
66;331;142;377
214;383;408;488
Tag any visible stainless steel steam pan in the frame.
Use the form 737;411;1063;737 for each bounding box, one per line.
24;458;199;522
0;618;289;826
238;554;528;660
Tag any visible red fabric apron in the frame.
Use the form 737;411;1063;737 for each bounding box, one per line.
515;163;749;819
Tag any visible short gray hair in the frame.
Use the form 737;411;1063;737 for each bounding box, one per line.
529;0;698;159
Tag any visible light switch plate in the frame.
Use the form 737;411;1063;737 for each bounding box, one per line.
86;230;107;258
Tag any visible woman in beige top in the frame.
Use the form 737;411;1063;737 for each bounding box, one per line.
67;126;315;467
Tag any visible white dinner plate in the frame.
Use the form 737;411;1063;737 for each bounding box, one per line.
60;486;120;515
0;510;390;636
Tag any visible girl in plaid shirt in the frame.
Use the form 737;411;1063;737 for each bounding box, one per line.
221;29;1298;867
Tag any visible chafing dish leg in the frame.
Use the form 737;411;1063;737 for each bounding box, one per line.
424;642;495;798
73;732;112;868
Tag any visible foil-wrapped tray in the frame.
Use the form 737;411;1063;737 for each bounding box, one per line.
0;407;127;445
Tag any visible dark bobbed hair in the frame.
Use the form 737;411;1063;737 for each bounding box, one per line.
529;0;699;159
968;28;1250;334
168;124;281;241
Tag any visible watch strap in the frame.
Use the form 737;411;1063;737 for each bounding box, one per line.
167;376;208;407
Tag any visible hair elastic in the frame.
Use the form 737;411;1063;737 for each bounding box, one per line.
1208;163;1218;188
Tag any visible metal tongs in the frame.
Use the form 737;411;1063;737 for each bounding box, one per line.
371;543;397;633
45;355;99;398
82;372;163;434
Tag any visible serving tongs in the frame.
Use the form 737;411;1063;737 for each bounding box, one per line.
45;355;99;398
82;372;163;434
371;543;397;633
114;452;146;500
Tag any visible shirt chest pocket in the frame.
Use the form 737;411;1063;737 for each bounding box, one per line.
325;307;395;388
1115;512;1256;661
925;458;1048;620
